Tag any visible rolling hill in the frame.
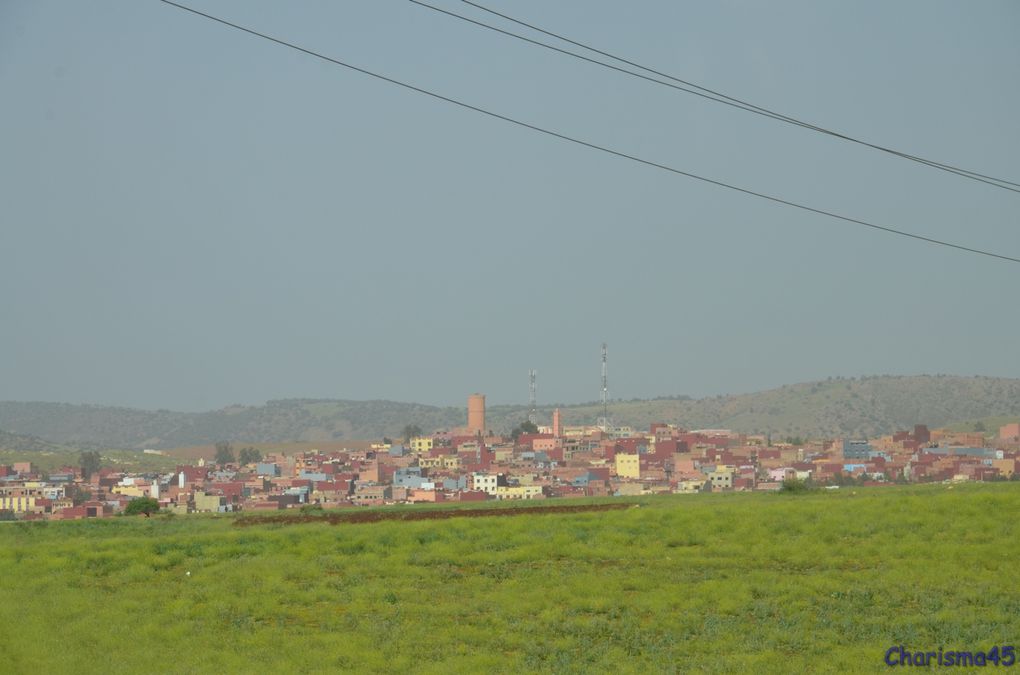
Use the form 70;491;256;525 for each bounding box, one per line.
0;428;66;454
1;375;1019;449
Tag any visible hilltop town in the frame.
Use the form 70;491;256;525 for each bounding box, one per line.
2;394;1019;521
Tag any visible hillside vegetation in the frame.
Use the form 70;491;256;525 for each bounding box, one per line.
0;428;66;453
1;484;1017;672
0;427;180;473
2;375;1020;449
0;448;180;475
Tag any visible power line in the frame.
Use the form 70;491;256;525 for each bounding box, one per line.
451;0;1020;194
157;0;1020;265
456;0;1020;192
407;3;821;135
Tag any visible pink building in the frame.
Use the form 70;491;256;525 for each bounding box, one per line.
408;489;445;503
532;438;560;452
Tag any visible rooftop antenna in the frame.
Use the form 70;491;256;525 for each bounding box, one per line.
598;343;609;431
528;369;537;425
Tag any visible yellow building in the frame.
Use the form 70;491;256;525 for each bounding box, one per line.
112;484;149;498
410;437;434;455
193;491;225;513
991;458;1016;478
615;482;645;496
708;467;734;490
494;485;544;500
0;496;36;513
675;480;707;494
615;453;640;479
418;456;443;469
493;447;514;463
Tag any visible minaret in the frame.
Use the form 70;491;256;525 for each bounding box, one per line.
467;393;486;436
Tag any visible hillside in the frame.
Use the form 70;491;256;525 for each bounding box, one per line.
2;375;1020;449
0;428;66;454
564;374;1020;440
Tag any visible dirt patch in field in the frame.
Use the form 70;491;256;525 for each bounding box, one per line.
235;502;634;527
162;440;377;462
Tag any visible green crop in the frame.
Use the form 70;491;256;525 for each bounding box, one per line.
1;483;1016;673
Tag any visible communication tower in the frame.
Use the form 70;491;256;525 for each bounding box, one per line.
528;369;537;425
597;343;610;431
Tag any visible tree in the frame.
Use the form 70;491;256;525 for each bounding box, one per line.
238;446;262;466
511;420;539;442
214;441;235;465
67;484;92;506
80;450;102;480
780;478;813;493
124;497;160;517
402;424;423;443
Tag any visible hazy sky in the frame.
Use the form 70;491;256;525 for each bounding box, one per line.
2;1;1018;411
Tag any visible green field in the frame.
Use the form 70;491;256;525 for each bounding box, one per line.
2;484;1018;673
0;447;180;474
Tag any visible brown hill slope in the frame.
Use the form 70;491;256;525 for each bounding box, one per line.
1;375;1018;448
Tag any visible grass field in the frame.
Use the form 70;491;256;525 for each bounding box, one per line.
160;440;377;463
2;483;1017;673
0;447;180;474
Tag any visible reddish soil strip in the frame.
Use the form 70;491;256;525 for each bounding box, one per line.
234;502;634;527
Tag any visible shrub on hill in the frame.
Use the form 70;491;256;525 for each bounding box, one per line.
779;478;814;493
124;497;160;517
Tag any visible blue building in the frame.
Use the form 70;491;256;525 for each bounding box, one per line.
927;447;1000;459
443;476;467;491
842;440;874;460
256;462;280;477
393;467;429;489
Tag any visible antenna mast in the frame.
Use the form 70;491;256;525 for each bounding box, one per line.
528;369;537;425
598;343;609;431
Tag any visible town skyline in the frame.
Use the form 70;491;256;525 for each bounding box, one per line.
4;398;1019;521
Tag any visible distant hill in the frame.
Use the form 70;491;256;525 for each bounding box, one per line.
0;428;66;454
2;375;1020;449
563;375;1020;440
